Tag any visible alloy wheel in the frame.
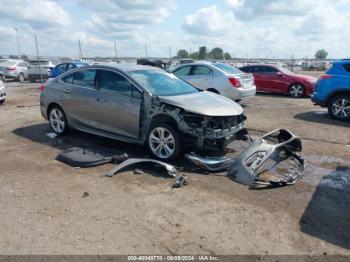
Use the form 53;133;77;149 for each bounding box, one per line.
49;108;65;134
149;127;176;159
331;98;350;119
289;84;304;98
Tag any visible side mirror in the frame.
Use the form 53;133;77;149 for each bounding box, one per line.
276;72;283;77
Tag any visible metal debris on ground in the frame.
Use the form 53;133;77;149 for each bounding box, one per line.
173;175;188;188
106;158;177;178
186;129;305;188
56;147;128;168
82;192;89;198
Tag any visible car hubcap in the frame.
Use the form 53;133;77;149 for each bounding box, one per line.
50;109;65;133
332;98;350;119
149;127;175;159
290;85;303;97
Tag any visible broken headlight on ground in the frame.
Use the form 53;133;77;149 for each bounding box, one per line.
186;129;305;188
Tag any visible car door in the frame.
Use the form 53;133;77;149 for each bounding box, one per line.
260;66;286;93
94;69;142;139
250;66;267;91
187;65;213;90
17;62;28;77
60;69;101;129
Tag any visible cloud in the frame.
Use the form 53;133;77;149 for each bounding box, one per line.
0;0;71;29
183;5;236;36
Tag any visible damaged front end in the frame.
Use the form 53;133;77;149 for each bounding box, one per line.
186;129;305;188
147;103;247;151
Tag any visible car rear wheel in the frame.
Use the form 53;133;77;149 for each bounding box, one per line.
328;95;350;121
49;106;68;135
18;73;25;83
147;123;181;161
289;84;304;98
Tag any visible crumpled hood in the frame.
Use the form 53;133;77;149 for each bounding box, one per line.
158;91;243;116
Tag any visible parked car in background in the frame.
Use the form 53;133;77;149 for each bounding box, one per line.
27;59;55;82
311;60;350;121
50;62;88;78
239;64;317;98
172;62;256;101
0;60;28;82
40;64;246;160
0;80;6;103
0;70;5;82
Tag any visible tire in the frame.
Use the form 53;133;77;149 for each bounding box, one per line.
0;99;4;104
147;123;181;161
48;106;68;135
18;73;25;83
328;95;350;121
289;83;305;98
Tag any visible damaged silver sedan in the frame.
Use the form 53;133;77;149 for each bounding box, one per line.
40;64;246;160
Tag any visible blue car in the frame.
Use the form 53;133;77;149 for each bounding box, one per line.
50;62;88;78
311;60;350;121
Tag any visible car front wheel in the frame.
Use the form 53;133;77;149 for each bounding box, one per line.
18;73;25;83
147;123;181;161
289;84;304;98
328;95;350;121
49;106;68;135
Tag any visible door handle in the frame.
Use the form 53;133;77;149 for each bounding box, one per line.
63;88;71;93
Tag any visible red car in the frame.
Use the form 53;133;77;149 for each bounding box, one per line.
239;64;317;98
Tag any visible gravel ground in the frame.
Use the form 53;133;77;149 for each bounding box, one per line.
0;80;349;255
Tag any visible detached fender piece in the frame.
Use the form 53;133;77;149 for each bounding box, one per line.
106;158;177;178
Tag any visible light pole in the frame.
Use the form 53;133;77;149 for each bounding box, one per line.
14;27;21;57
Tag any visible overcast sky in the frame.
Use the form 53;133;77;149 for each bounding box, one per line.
0;0;349;58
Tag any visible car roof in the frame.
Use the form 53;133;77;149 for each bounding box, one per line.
83;63;161;72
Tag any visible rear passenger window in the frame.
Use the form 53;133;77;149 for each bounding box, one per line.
241;67;252;73
72;70;96;89
173;66;191;76
343;64;350;72
192;66;212;76
98;70;133;97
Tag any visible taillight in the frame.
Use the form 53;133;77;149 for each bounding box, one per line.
320;74;332;80
39;83;45;92
228;77;241;88
6;66;16;71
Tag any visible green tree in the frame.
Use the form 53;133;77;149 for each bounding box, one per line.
189;52;199;59
211;47;224;60
315;49;328;60
177;49;189;59
198;46;208;60
9;55;18;59
224;52;232;60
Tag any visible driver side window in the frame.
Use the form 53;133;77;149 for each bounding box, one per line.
98;70;134;97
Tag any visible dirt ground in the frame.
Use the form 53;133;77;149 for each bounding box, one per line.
0;79;349;255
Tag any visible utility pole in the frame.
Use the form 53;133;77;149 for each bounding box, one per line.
168;46;172;63
14;27;21;57
145;44;148;58
114;42;118;63
34;35;43;83
78;40;83;60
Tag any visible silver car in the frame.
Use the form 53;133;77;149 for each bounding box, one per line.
0;60;28;82
0;80;6;103
172;62;256;101
40;64;246;160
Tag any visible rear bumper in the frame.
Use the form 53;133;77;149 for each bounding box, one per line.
226;85;256;100
311;93;327;107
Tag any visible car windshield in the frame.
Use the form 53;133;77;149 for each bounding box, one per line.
129;69;199;96
214;63;242;74
0;61;17;66
278;66;295;75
